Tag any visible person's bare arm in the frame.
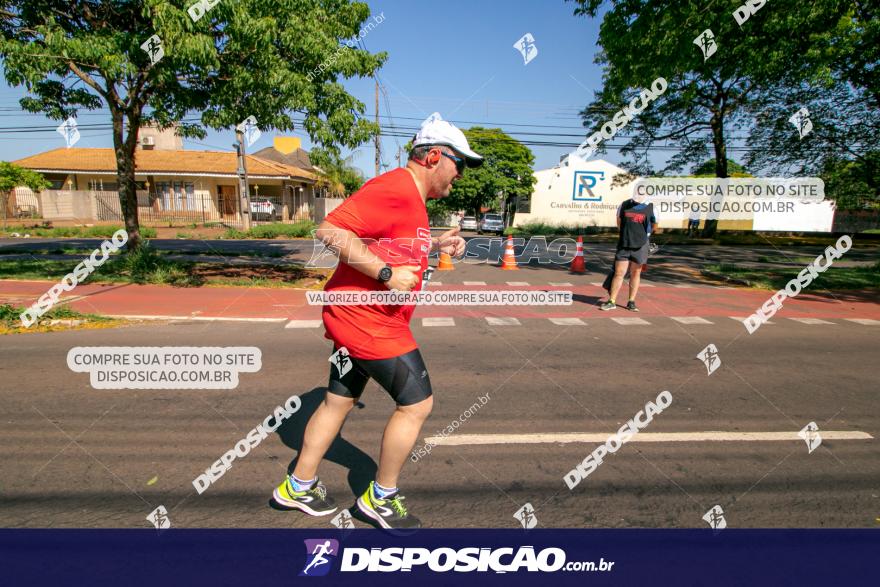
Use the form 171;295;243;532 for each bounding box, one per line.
315;220;419;291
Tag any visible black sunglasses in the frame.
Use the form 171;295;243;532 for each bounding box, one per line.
440;151;466;174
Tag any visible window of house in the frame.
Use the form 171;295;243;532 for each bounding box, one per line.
174;182;185;210
88;179;117;191
155;181;194;210
156;182;171;209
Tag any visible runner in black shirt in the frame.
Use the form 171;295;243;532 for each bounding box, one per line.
599;198;658;312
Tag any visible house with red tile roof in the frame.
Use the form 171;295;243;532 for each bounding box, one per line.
8;129;342;226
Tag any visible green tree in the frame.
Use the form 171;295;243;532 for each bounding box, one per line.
569;0;854;235
0;161;50;229
691;158;751;177
820;153;880;210
741;1;878;207
0;0;385;249
443;127;535;223
311;150;366;196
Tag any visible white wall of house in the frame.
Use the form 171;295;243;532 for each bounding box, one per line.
12;174;324;224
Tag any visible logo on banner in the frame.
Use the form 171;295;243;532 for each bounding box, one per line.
301;539;339;576
572;170;605;201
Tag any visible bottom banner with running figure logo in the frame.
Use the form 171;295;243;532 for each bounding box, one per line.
1;529;876;586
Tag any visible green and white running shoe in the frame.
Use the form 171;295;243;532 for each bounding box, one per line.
272;476;338;516
356;481;421;530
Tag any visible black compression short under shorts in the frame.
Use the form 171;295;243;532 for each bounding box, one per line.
328;346;432;406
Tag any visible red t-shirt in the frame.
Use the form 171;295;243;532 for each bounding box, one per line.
321;168;431;360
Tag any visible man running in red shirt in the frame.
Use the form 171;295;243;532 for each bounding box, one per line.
271;113;482;530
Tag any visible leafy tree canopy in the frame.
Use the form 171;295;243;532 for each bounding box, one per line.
0;0;387;247
441;127;536;218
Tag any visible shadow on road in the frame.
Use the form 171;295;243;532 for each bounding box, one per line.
275;387;377;499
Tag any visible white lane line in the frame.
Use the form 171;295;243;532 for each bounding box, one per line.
463;281;486;286
106;314;288;323
790;317;835;325
672;284;693;288
549;317;586;326
730;316;775;324
485;317;521;326
429;281;442;286
639;283;655;287
422;317;455;327
671;316;713;324
846;318;880;325
506;281;530;286
590;282;604;287
549;282;573;286
424;431;874;446
611;317;651;325
285;319;323;328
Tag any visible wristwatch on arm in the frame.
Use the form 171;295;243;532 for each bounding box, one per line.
377;264;393;283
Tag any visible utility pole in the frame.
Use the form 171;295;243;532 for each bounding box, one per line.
374;78;380;177
234;130;252;231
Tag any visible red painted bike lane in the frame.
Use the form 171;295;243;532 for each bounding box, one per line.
2;280;879;321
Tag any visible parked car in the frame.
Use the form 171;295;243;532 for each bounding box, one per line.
249;198;276;221
459;215;478;231
478;213;504;235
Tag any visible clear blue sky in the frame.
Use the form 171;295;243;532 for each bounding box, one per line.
0;0;625;177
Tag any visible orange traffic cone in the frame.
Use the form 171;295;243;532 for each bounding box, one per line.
438;252;455;270
570;236;586;273
500;235;519;270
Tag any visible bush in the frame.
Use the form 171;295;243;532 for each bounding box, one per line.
119;243;194;285
6;225;158;239
80;225;157;238
505;222;608;237
224;221;316;239
0;303;110;328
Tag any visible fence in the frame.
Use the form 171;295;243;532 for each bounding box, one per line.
9;187;346;228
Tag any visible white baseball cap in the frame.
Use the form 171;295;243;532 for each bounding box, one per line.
412;112;484;168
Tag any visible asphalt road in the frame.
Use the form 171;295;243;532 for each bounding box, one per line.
1;316;877;529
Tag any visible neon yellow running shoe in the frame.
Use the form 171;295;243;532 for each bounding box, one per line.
356;481;421;530
272;476;337;516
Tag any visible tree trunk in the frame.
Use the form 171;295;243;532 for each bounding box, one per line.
111;107;142;251
701;108;729;238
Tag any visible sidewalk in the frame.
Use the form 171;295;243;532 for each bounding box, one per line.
2;278;879;322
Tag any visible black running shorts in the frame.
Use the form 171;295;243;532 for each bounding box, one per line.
328;347;432;406
614;242;649;265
